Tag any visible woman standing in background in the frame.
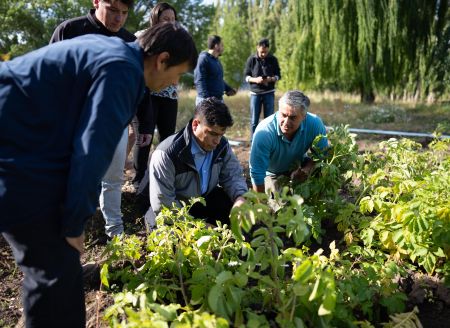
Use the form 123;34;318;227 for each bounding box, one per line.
132;2;178;188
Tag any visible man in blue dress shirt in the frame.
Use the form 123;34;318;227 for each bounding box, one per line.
0;22;197;327
250;90;329;193
147;98;247;228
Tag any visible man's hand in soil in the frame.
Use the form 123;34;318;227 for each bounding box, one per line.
290;167;309;183
291;159;315;183
66;232;85;255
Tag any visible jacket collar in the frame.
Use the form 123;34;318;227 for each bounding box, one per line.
87;9;119;37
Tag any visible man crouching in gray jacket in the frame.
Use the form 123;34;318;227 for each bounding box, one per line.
146;97;247;228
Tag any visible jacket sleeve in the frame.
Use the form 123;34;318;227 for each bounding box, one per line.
49;24;65;44
62;62;144;237
224;81;233;93
219;143;248;201
49;22;74;44
273;56;281;80
243;56;253;79
149;149;182;214
194;54;208;95
135;87;154;134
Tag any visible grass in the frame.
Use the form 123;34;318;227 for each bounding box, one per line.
177;89;450;142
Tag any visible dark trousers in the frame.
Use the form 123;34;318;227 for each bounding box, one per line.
133;95;178;184
189;187;233;226
2;215;85;328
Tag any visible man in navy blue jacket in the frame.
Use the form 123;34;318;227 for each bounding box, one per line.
194;35;236;106
0;22;197;327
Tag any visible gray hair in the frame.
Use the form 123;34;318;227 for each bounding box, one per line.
278;90;310;114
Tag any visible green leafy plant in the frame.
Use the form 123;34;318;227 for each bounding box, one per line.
358;138;450;273
97;130;449;327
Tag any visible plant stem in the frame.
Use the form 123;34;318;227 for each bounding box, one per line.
290;295;297;321
267;222;281;306
176;252;189;306
216;235;231;263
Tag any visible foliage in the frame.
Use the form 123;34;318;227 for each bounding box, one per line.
100;125;450;326
0;0;91;57
212;0;450;101
160;0;215;52
95;126;450;326
0;0;214;60
272;0;450;102
101;193;344;327
291;126;450;276
2;1;448;101
358;138;450;274
293;126;364;232
211;0;252;88
382;306;422;328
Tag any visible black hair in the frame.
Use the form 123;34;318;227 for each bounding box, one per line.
102;0;134;9
194;97;234;128
149;2;177;26
257;38;270;47
138;22;198;70
207;35;221;50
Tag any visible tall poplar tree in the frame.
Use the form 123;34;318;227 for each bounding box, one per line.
0;0;92;58
0;0;215;61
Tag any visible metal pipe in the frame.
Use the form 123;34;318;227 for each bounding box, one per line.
228;128;449;147
327;127;450;139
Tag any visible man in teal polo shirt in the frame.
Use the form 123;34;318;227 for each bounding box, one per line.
249;90;328;193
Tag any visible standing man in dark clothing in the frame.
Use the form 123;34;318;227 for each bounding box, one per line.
50;0;153;237
194;35;236;106
50;0;136;43
244;38;281;140
0;23;197;327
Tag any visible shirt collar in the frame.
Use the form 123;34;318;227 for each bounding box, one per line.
88;9;121;36
191;136;208;156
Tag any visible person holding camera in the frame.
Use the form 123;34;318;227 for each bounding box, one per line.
244;38;281;141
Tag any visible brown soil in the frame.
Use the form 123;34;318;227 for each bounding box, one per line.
1;136;449;327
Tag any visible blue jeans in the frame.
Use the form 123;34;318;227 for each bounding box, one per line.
99;127;128;237
250;92;275;138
